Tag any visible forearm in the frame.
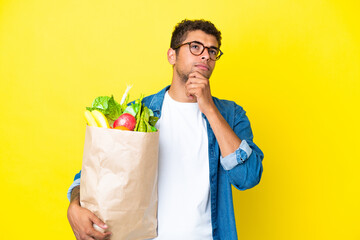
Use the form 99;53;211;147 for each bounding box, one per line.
67;171;81;201
70;185;80;204
204;105;241;157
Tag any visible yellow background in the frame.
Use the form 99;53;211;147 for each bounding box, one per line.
1;0;359;239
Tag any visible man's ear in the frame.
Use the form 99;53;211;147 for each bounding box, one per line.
167;48;176;65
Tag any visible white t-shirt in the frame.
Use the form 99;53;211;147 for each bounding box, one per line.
150;91;212;239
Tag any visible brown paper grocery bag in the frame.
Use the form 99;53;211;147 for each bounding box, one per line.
80;125;159;240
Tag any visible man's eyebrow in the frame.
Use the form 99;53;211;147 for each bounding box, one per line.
193;40;219;49
192;40;204;45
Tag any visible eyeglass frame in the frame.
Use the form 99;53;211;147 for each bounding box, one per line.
173;41;224;61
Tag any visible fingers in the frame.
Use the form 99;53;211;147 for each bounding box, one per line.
189;69;207;77
188;71;207;81
87;215;111;240
83;236;95;240
90;215;108;231
187;71;209;88
186;83;206;98
81;227;111;240
89;229;112;240
186;82;207;90
185;70;215;114
185;72;209;98
68;202;111;240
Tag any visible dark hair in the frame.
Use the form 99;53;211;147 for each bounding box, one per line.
170;19;222;50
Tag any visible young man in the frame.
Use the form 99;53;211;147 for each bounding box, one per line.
67;19;264;240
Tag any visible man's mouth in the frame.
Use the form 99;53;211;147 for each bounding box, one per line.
195;64;210;71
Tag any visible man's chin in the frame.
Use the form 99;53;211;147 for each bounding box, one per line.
192;68;212;79
177;70;212;83
180;73;189;83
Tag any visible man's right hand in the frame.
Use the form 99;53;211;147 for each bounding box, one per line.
67;186;112;240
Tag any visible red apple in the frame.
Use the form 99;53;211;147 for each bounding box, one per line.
113;113;136;131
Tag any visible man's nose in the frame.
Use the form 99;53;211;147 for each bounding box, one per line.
201;48;211;61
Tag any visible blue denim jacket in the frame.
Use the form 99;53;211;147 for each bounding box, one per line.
68;86;264;240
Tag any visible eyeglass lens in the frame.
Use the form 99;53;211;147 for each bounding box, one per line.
189;42;220;60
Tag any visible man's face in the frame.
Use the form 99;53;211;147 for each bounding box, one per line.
170;30;219;83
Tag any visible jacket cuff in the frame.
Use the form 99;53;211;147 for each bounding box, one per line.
220;140;253;170
67;178;81;202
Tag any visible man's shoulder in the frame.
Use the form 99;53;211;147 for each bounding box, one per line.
212;97;249;128
143;86;169;104
212;96;245;114
142;85;170;117
142;92;158;105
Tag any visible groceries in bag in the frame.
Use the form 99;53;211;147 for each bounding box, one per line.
80;85;159;239
84;86;158;132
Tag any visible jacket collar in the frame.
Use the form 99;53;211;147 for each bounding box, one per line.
147;85;171;118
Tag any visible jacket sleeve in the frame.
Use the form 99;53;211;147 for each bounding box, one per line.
220;104;264;190
67;171;81;201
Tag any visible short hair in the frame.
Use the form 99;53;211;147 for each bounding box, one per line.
170;19;222;50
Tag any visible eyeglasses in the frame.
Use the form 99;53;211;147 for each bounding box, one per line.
173;41;223;61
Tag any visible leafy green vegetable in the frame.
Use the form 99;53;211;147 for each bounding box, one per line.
148;109;154;117
134;95;144;131
149;116;159;127
135;105;158;132
86;95;122;121
145;120;153;132
123;104;139;117
137;113;147;132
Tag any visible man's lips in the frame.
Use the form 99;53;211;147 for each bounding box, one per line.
195;64;210;71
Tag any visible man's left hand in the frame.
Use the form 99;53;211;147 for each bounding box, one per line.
185;71;216;115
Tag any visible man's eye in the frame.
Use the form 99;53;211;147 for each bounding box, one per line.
209;49;218;55
191;44;200;49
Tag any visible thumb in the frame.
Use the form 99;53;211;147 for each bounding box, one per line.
90;214;108;230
